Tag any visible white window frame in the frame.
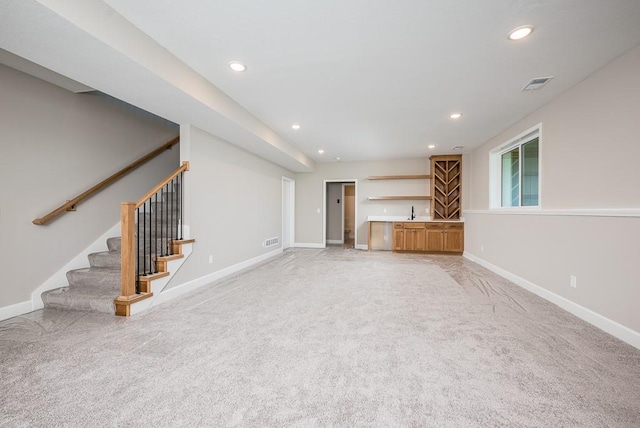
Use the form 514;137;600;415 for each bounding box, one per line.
489;123;542;210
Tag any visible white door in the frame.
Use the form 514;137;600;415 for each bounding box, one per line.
282;177;294;249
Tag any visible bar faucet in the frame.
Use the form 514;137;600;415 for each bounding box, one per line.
411;205;416;220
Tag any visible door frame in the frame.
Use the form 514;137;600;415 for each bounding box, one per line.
323;179;358;248
342;183;355;245
282;176;295;249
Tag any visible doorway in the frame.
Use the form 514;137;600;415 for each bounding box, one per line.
282;177;295;250
323;179;358;249
343;184;355;248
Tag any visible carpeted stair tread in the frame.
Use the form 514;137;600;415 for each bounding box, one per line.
88;251;121;269
107;237;121;252
66;267;121;289
150;202;181;213
41;284;117;314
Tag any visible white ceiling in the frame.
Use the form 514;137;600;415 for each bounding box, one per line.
3;0;640;169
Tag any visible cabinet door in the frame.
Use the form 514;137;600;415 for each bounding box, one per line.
404;229;417;251
403;223;426;251
393;227;405;251
414;228;426;251
443;224;464;253
425;229;444;251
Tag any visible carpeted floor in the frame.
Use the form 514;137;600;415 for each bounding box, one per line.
1;248;639;427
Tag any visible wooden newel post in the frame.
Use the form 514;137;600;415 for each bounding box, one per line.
114;202;137;316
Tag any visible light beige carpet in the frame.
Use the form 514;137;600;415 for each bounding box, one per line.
1;248;639;427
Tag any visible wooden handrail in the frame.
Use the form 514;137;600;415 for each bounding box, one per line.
134;161;189;209
32;136;180;225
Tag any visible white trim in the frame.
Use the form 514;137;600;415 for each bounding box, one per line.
341;184;346;243
31;222;121;310
493;124;541;154
294;242;326;249
343;183;356;245
464;208;640;218
355;244;368;251
152;248;283;308
463;251;640;350
489;123;542;209
326;239;344;245
282;176;295;250
0;300;33;322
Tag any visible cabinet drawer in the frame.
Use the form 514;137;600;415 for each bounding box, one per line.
393;222;404;229
403;222;425;229
424;223;443;230
444;223;464;230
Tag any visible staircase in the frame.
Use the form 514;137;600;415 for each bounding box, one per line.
41;167;193;316
41;237;125;313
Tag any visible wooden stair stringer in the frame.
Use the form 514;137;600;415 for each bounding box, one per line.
124;239;195;316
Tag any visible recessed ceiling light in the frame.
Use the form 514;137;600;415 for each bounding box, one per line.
508;25;534;41
318;149;325;154
228;61;247;72
450;113;463;119
428;144;437;149
335;157;341;161
452;146;465;151
291;124;301;130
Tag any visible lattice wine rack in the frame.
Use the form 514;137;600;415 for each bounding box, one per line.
430;155;462;220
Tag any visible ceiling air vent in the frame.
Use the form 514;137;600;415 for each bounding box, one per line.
522;76;554;91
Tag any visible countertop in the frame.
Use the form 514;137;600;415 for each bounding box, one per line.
366;216;464;223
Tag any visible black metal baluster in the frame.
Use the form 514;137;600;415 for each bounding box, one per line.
169;179;174;255
179;172;183;240
143;203;147;275
154;193;158;274
136;207;140;293
164;182;169;256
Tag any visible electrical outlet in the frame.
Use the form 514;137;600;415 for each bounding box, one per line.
480;244;484;252
383;208;387;213
425;208;429;214
208;255;214;264
570;275;577;288
317;208;320;214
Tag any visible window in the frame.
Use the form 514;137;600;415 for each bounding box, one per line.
490;125;540;208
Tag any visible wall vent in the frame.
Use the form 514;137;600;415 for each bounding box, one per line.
522;76;554;91
263;237;279;248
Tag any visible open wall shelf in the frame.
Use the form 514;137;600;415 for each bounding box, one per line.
367;174;431;180
368;196;432;201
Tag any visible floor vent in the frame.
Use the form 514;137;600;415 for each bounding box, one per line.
263;237;279;248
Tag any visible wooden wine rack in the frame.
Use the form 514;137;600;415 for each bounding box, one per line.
430;155;462;220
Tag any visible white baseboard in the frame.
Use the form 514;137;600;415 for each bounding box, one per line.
31;222;121;310
463;251;640;350
355;244;368;250
0;300;33;322
294;243;325;249
326;239;343;245
153;248;283;307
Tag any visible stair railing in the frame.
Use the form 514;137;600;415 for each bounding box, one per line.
116;161;189;315
32;136;180;225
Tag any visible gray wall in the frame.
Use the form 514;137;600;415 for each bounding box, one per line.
465;45;640;333
0;64;179;308
326;183;343;242
294;158;450;247
167;125;292;287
